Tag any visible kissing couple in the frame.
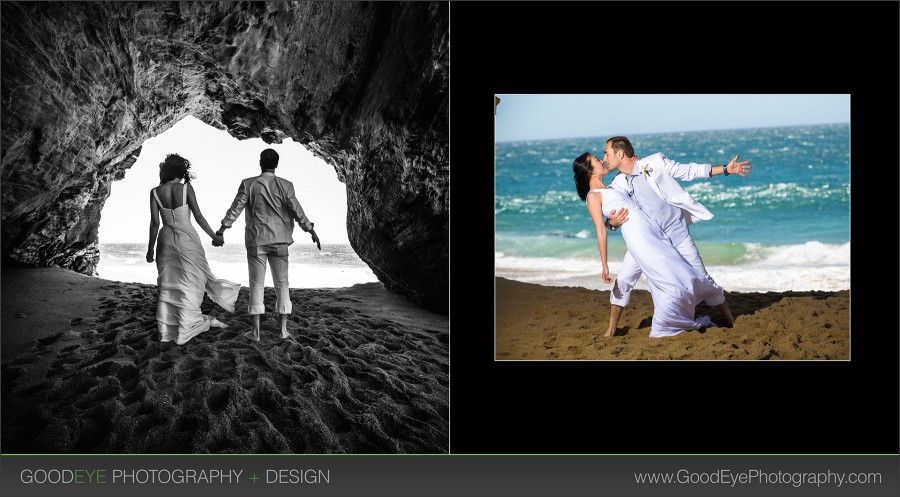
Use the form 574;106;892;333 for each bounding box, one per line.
572;136;751;338
146;148;321;345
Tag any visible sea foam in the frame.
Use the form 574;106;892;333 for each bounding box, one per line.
495;241;850;292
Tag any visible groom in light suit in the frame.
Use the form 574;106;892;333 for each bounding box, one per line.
602;136;751;334
215;148;321;342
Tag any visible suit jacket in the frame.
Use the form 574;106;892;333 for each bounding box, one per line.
221;172;314;248
624;152;714;225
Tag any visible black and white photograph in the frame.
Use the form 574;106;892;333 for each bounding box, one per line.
1;1;448;454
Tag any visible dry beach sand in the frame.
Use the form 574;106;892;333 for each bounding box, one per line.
1;267;448;453
495;277;849;360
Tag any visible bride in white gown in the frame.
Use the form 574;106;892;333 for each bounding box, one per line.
146;154;240;345
573;152;718;338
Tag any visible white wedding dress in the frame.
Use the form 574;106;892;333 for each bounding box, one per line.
591;187;718;337
153;184;240;344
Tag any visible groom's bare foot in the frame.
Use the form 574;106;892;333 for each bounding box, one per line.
245;314;262;341
279;314;290;340
606;305;624;338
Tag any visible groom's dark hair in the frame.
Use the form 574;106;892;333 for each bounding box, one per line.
260;148;279;169
607;136;635;158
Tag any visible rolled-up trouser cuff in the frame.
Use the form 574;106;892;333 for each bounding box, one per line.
609;278;632;307
704;292;726;307
270;253;291;315
248;283;265;314
275;301;291;315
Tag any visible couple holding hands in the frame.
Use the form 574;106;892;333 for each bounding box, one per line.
147;148;321;345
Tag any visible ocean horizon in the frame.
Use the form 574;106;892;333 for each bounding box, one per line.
99;242;380;288
495;123;850;293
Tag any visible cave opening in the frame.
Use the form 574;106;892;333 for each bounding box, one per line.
2;1;448;312
97;115;378;288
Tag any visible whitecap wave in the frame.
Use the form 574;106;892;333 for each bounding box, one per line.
682;182;849;206
495;241;850;292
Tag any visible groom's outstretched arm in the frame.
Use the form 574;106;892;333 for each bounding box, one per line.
217;182;249;235
658;153;751;180
658;153;712;181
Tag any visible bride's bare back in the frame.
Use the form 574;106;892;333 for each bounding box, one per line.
154;182;186;210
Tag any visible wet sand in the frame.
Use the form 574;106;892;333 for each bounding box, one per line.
495;277;849;360
1;267;448;453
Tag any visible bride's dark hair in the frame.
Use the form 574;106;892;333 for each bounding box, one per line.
159;154;196;185
572;152;593;201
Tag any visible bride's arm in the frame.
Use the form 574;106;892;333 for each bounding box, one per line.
586;193;612;284
186;184;221;242
147;191;160;262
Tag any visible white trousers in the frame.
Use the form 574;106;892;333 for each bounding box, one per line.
247;243;291;315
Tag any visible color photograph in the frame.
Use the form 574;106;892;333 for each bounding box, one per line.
495;94;849;360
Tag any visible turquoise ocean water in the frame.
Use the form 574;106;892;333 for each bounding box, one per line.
495;124;850;292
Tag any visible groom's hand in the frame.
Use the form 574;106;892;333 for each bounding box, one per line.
608;208;630;228
212;234;225;247
310;230;321;250
725;154;752;177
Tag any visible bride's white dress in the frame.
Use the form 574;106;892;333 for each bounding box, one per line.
592;187;718;337
153;185;240;344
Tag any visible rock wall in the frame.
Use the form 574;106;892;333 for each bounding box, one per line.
1;1;448;313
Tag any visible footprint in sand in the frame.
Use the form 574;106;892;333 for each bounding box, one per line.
117;365;140;392
206;383;232;414
239;368;259;390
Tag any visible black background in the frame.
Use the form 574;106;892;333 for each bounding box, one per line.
448;1;899;454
